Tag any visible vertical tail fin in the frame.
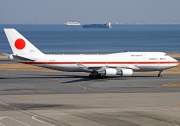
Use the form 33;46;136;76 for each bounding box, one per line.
4;28;43;55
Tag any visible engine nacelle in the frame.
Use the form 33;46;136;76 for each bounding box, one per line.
120;69;133;76
100;68;133;77
104;68;117;76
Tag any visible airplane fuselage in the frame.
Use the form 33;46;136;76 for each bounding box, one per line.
12;52;178;72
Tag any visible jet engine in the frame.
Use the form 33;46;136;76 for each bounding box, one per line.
100;68;133;77
104;68;117;76
120;69;133;76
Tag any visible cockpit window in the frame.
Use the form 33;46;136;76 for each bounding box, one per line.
164;54;167;56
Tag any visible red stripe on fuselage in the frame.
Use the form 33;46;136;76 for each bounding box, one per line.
21;61;179;65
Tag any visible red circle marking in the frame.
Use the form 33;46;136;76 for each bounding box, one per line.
15;39;26;50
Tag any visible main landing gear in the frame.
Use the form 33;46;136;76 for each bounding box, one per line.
89;72;106;79
158;70;163;77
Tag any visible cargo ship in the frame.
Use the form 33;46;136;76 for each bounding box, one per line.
82;22;112;28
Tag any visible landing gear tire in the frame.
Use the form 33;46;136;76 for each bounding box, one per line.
89;72;106;79
158;74;162;77
94;75;98;78
89;72;98;79
89;74;93;78
98;74;102;78
158;70;163;77
101;75;106;79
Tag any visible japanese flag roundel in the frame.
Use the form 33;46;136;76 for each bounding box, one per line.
14;39;26;50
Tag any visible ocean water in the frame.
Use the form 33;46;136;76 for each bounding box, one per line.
0;24;180;54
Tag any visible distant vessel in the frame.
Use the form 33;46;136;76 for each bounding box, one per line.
65;22;81;26
82;22;112;28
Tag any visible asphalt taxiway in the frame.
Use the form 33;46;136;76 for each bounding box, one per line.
0;70;180;126
0;71;180;94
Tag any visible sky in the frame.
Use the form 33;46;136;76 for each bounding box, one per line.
0;0;180;24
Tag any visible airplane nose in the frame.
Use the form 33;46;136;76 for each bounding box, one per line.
173;58;179;66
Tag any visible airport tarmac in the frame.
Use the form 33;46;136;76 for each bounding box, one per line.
0;70;180;94
0;70;180;126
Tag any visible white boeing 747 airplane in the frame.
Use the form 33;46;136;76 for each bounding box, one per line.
4;29;179;78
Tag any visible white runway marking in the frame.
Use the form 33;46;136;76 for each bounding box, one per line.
32;115;55;126
0;116;31;126
0;117;6;120
0;123;5;126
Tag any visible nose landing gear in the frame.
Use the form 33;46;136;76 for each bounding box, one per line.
158;74;162;77
158;71;163;77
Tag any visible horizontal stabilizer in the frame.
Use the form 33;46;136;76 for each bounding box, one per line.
2;53;9;56
12;55;35;61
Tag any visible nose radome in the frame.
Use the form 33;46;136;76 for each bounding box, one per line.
173;58;179;66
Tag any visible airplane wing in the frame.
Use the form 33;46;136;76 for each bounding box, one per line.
88;65;139;71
